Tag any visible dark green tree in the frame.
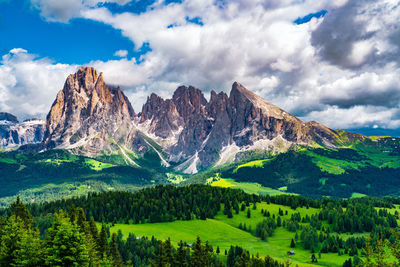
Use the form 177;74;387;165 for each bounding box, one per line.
191;236;205;267
175;240;188;267
98;223;108;256
44;211;89;266
290;238;296;248
9;196;33;227
311;253;318;263
0;215;44;266
110;233;123;266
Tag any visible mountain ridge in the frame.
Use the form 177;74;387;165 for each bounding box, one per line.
0;67;374;173
1;67;400;200
0;112;45;147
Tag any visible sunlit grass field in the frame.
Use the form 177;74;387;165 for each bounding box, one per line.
211;178;291;196
106;201;368;266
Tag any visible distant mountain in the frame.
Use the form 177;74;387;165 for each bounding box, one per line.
138;81;362;173
0;112;45;147
0;67;378;173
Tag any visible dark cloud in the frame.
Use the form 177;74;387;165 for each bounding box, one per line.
321;88;400;109
311;1;377;68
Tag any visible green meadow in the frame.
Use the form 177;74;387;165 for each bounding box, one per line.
106;201;366;267
211;178;290;196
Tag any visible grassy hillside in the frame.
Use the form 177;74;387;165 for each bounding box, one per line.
210;177;291;196
213;137;400;198
0;149;167;207
10;184;398;266
0;135;399;205
106;200;388;267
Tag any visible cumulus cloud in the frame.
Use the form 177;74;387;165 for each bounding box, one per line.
0;49;77;119
5;0;400;132
303;106;400;130
30;0;132;22
81;1;316;95
113;49;128;57
311;0;400;68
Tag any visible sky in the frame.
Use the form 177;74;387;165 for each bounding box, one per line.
0;0;400;136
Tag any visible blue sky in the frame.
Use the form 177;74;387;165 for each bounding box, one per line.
0;0;400;136
0;0;146;64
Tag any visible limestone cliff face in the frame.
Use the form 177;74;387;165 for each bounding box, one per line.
43;67;136;155
172;86;208;122
0;113;45;147
228;82;309;145
138;93;183;139
164;82;348;172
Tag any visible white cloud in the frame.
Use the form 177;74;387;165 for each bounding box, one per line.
113;49;128;57
303;106;400;130
30;0;83;23
81;0;315;93
9;48;28;54
0;49;77;119
348;40;374;67
30;0;133;22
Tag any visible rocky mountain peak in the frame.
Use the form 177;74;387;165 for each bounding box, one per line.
229;81;261;104
0;112;45;148
138;85;210;140
139;93;165;122
138;92;183;139
0;112;19;123
43;67;136;154
207;90;229;119
71;66;98;92
172;85;207;120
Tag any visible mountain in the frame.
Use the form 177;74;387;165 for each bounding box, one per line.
1;67;400;200
139;81;359;173
0;112;45;147
43;67;136;154
2;67;362;173
39;66;168;169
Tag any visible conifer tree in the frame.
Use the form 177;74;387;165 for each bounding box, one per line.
311;253;318;263
237;250;250;267
0;215;44;266
162;238;174;266
69;204;77;223
9;196;33;227
191;236;205;267
76;208;87;233
290;238;296;248
175;240;188;267
89;217;99;243
98;223;109;256
110;233;123;266
44;211;89;266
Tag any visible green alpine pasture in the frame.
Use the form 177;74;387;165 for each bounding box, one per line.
84;158;115;170
107;201;367;267
211;178;291;196
0;149;167;207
